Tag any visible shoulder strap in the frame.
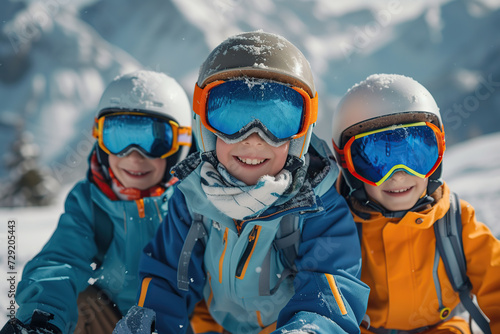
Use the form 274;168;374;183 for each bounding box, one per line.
177;213;208;291
276;213;301;270
434;192;491;334
92;202;114;269
259;213;301;296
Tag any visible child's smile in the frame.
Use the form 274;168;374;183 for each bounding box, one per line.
236;156;266;166
216;133;289;185
364;171;428;211
109;150;166;189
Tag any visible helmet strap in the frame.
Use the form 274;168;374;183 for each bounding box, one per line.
95;143;110;181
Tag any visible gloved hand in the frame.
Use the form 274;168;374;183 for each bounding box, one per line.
0;310;61;334
113;305;156;334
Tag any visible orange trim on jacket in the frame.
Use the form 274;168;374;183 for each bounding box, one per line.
191;300;224;334
337;178;500;333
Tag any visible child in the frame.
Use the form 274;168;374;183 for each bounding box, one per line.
1;70;192;334
114;31;370;334
331;73;500;334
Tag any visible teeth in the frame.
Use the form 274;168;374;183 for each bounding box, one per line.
237;157;265;165
128;171;147;176
389;187;410;193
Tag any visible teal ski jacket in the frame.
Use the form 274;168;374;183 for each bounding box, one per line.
135;135;370;334
15;158;172;333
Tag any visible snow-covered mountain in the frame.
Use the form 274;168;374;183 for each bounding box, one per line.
81;0;500;146
1;0;500;186
0;1;141;181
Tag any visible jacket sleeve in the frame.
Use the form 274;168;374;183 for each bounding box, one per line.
275;185;370;334
136;187;206;333
461;200;500;334
15;181;98;333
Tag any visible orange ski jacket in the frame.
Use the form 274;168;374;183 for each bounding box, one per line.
338;180;500;333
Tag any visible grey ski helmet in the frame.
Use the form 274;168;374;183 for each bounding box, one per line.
94;70;192;178
194;31;317;159
331;74;445;198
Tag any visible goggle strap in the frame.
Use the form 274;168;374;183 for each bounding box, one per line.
92;118;99;139
332;139;347;167
178;127;193;146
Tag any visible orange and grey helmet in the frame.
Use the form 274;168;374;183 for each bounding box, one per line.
193;31;317;160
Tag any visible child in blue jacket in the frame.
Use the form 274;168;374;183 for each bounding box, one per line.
114;31;369;334
1;70;192;334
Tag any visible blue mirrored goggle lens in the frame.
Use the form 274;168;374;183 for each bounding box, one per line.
102;115;174;158
350;125;439;183
206;80;304;140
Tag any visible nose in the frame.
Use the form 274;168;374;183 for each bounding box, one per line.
125;149;147;160
242;133;265;145
389;170;408;180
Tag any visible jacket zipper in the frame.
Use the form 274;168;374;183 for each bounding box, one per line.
235;226;260;279
218;228;229;283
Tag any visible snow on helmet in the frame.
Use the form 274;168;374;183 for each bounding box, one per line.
194;30;317;159
332;73;444;200
95;70;192;177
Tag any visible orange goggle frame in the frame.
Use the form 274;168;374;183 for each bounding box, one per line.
93;111;192;159
192;80;318;140
333;122;446;186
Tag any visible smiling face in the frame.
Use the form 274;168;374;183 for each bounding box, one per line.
108;150;166;189
364;171;429;211
215;133;289;185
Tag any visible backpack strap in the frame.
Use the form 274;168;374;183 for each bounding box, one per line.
177;213;208;291
259;213;300;296
92;202;114;268
434;192;491;334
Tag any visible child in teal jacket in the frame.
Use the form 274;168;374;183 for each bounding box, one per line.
1;70;192;334
114;31;369;334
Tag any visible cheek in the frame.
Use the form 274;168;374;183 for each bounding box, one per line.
416;177;429;194
364;183;381;199
215;138;232;165
108;155;120;174
151;159;167;179
270;142;290;172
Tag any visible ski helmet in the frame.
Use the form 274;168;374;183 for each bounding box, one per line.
193;30;317;159
331;73;445;201
94;70;192;179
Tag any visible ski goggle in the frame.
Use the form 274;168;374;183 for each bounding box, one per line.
193;79;318;143
93;112;192;159
334;122;446;186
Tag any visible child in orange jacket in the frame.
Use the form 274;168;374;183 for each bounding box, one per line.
331;73;500;334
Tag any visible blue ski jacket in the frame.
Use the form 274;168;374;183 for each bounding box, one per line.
15;155;173;333
135;135;369;334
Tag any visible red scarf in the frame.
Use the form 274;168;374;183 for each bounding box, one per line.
89;152;176;201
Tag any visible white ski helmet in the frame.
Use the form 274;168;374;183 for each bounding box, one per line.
95;70;192;176
332;74;445;198
193;31;317;160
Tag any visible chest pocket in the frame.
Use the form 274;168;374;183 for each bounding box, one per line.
177;213;301;298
